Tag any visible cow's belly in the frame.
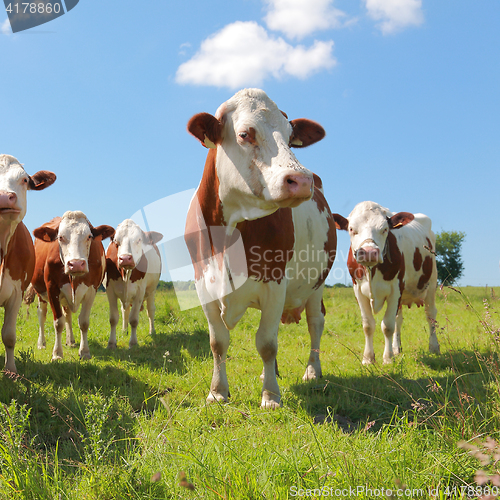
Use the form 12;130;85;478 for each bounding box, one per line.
400;285;428;308
357;274;394;315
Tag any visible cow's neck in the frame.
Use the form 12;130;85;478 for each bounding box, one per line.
0;219;18;265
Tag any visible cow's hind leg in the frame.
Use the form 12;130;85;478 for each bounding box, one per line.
381;296;400;364
303;287;325;381
204;301;230;404
37;298;47;350
425;284;440;354
392;309;404;355
78;288;96;360
128;299;141;348
3;292;21;373
63;306;76;347
107;289;119;349
146;293;156;335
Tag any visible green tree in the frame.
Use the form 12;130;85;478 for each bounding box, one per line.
435;230;466;285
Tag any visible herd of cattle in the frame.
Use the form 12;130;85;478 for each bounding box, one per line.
1;88;440;408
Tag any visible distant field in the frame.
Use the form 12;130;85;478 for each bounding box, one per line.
1;286;500;499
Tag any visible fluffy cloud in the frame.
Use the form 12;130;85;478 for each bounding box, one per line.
1;19;11;35
175;21;335;89
365;0;424;34
263;0;346;40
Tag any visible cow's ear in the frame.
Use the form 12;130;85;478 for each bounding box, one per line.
92;225;115;241
146;231;163;245
33;226;58;242
332;213;349;231
187;112;223;149
388;212;414;229
29;171;57;191
289;119;325;148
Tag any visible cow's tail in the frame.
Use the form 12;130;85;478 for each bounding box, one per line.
23;283;36;319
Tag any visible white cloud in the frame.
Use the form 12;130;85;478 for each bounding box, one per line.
1;19;11;35
175;21;335;89
365;0;424;34
263;0;346;40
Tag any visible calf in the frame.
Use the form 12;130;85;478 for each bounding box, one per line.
185;88;337;408
105;219;162;349
334;201;439;364
0;154;56;373
31;211;114;360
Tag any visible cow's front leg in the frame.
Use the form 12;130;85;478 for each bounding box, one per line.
425;281;440;354
78;288;96;360
128;299;142;348
204;301;230;404
48;288;65;361
37;298;47;350
303;287;325;381
107;287;120;349
355;286;376;364
2;292;21;373
256;286;285;409
122;303;130;333
63;306;76;347
381;294;400;364
146;293;156;335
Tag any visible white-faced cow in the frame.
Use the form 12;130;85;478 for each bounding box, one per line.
333;201;439;365
105;219;162;349
31;211;114;361
0;154;56;373
185;88;337;408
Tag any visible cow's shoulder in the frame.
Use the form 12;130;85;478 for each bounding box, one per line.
3;222;35;290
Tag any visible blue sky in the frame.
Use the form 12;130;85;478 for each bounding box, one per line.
1;0;499;286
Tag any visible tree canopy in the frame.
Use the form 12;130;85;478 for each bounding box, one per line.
435;230;466;285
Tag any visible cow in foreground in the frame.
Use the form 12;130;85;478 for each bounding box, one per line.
31;211;114;361
333;201;439;365
105;219;162;349
185;88;337;408
0;154;56;373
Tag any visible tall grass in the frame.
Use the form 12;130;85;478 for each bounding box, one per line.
0;286;500;498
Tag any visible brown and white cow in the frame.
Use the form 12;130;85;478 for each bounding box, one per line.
185;88;337;408
105;219;162;349
333;201;439;365
31;211;114;361
0;154;56;373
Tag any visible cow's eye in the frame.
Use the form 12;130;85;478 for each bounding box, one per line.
239;132;248;140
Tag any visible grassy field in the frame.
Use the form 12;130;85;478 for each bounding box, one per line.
1;285;500;499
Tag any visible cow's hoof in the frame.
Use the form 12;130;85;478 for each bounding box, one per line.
206;392;228;404
51;355;63;361
67;342;77;348
362;357;376;365
79;352;91;360
128;342;138;350
429;345;440;355
37;343;46;350
382;357;393;365
302;365;321;381
107;341;117;350
261;398;281;410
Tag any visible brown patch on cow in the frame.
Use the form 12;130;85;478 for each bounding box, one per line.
185;148;226;281
239;207;294;284
310;182;337;289
2;222;35;291
417;255;433;290
413;247;423;272
426;237;433;252
377;232;404;282
347;247;365;283
312;173;323;191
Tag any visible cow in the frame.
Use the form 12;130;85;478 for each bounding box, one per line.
0;154;56;374
333;201;440;365
184;88;337;408
30;211;114;361
104;219;162;349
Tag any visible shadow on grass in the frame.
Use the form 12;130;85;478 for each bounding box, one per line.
290;349;499;433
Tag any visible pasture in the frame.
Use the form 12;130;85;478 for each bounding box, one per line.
1;285;500;499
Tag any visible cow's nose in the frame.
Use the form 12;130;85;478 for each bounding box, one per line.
119;254;135;268
0;191;17;208
67;259;87;274
356;247;380;265
284;173;313;199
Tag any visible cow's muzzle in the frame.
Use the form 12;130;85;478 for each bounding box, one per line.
355;242;381;266
118;254;135;270
66;259;88;276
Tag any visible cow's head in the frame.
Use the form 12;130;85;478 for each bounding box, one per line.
0;154;56;257
334;201;414;267
112;219;162;275
34;211;114;277
188;88;325;223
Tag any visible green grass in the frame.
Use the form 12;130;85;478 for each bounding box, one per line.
1;286;500;498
